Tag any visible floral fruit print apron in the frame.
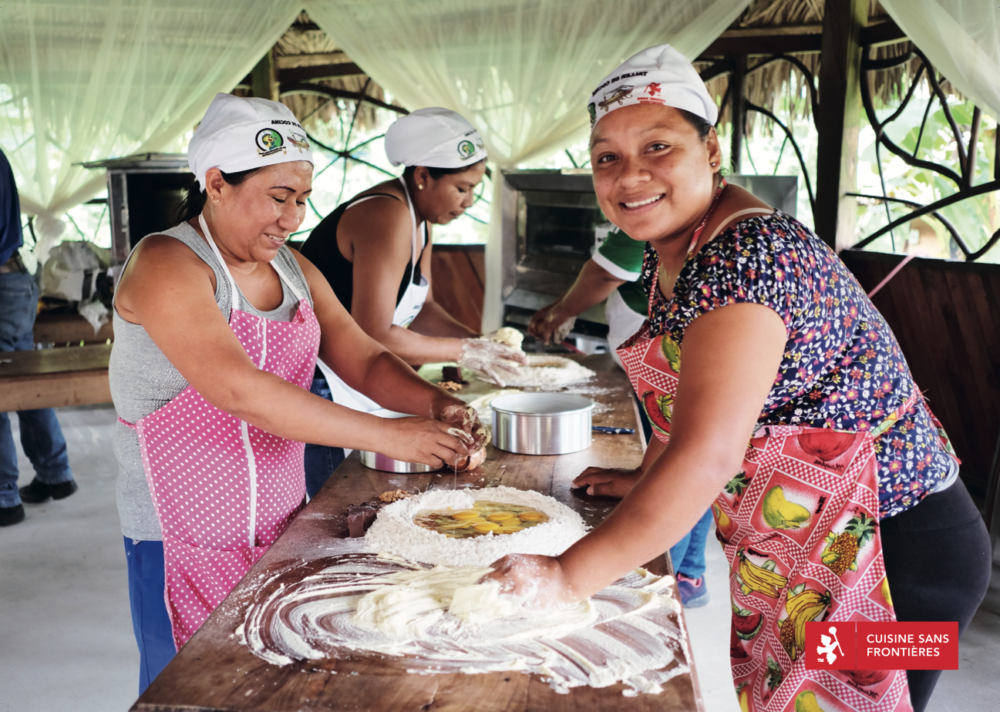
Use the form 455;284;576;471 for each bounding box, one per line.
617;186;918;711
121;215;320;649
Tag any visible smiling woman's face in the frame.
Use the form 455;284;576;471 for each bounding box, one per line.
589;104;721;245
208;161;313;263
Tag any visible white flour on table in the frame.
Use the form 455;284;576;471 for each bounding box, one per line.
237;488;688;695
238;548;687;696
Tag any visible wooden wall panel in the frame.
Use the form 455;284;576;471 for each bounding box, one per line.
429;245;486;334
841;250;1000;533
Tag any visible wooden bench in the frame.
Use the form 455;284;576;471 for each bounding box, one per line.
33;312;114;345
0;344;112;411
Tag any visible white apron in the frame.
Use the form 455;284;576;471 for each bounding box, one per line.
605;287;647;370
318;178;430;429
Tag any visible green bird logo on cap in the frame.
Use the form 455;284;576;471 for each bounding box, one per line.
457;140;476;159
255;129;285;156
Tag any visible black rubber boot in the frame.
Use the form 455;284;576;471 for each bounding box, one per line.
19;478;78;504
0;504;25;526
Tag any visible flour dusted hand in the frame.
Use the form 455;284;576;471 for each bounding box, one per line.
483;553;577;609
381;416;469;468
439;403;488;451
457;338;528;387
528;303;576;345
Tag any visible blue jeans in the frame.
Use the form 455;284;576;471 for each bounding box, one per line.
0;270;73;508
304;374;345;499
669;507;714;580
124;538;175;694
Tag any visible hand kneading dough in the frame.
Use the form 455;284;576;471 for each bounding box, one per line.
351;565;525;636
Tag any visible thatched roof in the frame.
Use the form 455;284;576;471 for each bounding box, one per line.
235;11;399;133
700;0;932;131
263;3;943;134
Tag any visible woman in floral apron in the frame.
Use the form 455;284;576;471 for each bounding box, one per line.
111;94;486;694
488;46;991;712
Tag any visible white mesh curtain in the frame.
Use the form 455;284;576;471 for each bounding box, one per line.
880;0;1000;121
305;0;752;329
0;0;302;246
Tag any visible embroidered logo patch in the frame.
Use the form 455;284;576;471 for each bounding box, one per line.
457;140;476;159
256;129;286;157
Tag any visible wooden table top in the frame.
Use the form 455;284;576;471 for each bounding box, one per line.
131;354;704;712
0;343;111;378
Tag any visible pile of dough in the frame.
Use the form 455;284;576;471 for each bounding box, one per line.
489;327;524;351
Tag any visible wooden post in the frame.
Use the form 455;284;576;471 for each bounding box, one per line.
730;56;746;174
815;0;868;252
251;50;278;101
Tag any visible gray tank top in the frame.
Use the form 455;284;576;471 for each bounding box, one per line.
110;222;313;541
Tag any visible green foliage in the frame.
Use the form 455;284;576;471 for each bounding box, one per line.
856;93;998;262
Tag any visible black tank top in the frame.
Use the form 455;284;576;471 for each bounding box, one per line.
300;193;428;314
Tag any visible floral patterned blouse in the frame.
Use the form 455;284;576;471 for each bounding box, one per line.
640;209;956;519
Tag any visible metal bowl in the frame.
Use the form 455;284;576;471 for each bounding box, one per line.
358;409;434;473
491;393;594;455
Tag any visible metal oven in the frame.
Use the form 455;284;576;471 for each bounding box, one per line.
498;169;611;349
81;153;195;266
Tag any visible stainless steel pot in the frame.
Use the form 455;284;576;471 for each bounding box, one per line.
490;393;594;455
358;409;434;473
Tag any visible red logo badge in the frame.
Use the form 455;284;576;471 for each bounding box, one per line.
806;621;959;670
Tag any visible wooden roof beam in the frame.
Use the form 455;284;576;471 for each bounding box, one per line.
238;61;365;88
698;17;905;59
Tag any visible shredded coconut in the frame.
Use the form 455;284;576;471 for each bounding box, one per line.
365;486;588;567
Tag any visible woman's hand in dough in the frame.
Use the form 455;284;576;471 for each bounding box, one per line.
483;553;577;608
572;466;643;499
435;401;489;452
381;416;470;468
528;302;576;345
457;339;528;387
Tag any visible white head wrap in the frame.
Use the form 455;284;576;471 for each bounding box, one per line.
384;108;487;169
587;45;718;131
188;93;314;190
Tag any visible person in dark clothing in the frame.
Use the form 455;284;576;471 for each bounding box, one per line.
0;147;77;527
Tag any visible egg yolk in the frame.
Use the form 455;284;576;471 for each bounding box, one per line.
452;510;481;520
473;522;501;533
487;512;516;522
518;511;545;522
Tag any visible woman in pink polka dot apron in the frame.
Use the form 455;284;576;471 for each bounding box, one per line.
120;213;320;648
112;94;485;692
487;46;989;712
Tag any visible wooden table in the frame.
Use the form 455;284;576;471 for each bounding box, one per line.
0;343;111;411
33;311;114;345
131;354;704;712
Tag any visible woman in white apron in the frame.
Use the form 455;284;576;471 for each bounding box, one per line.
110;94;484;694
486;47;991;712
299;108;525;496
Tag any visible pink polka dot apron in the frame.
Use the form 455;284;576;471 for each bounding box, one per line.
120;215;320;650
616;187;916;712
